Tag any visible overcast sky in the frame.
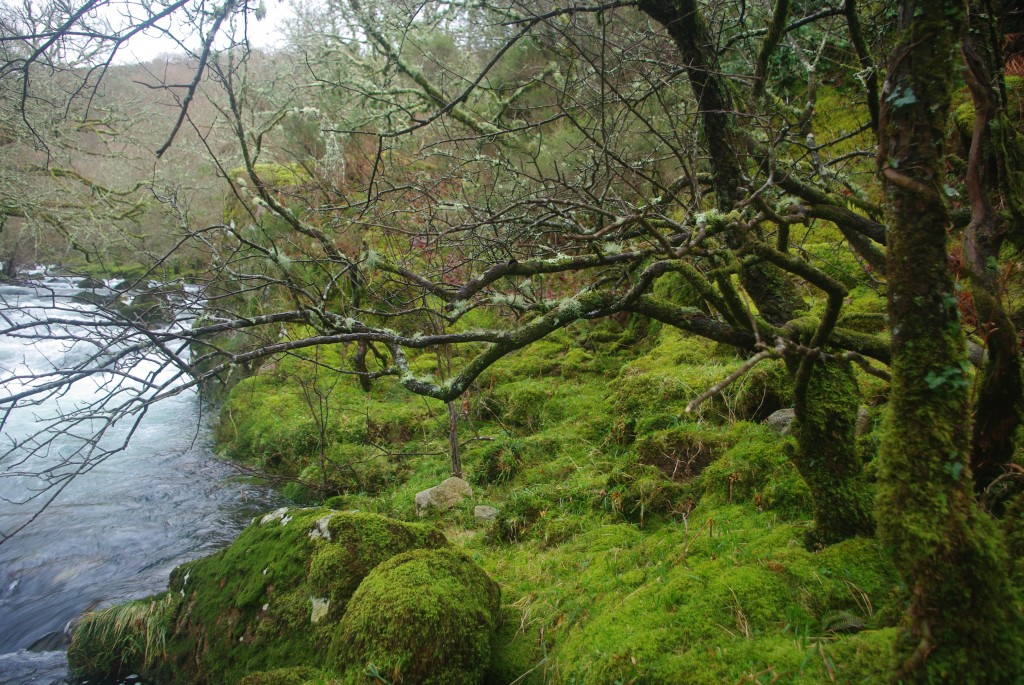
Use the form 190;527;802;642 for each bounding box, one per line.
115;2;295;64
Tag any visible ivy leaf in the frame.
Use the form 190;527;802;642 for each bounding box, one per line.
944;461;964;481
924;370;945;389
887;87;918;108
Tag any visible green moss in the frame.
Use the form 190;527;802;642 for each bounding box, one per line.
470;436;524;485
800;241;874;289
611;332;789;429
236;666;331;685
697;422;811;518
333;547;501;685
305;512;448;618
486;605;547;685
792;360;874;545
633;423;733;482
601;463;690;525
72;510;449;684
839;286;888;334
549;523;900;684
491;490;548;542
1006;492;1024;593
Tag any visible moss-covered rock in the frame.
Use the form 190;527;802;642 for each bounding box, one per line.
69;509;450;684
332;547;502;685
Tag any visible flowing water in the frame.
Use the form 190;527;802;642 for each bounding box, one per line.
0;274;281;683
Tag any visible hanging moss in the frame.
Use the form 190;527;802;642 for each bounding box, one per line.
332;547;502;685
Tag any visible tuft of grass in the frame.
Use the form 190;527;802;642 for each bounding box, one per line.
67;593;178;681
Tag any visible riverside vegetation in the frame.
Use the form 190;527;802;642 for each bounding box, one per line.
70;306;953;684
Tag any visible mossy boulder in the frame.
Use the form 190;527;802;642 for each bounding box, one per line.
332;547;502;685
69;509;452;684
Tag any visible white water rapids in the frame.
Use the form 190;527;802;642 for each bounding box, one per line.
0;274;280;683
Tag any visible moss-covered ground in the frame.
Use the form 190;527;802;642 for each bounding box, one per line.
188;311;937;685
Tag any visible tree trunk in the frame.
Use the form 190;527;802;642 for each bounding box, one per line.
448;401;462;478
354;340;372;392
878;1;1021;680
637;0;805;325
791;360;873;545
961;18;1024;492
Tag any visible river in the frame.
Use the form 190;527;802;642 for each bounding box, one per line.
0;274;281;683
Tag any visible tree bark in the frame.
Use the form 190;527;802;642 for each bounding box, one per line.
877;0;1021;680
792;360;873;545
961;17;1023;492
448;401;462;478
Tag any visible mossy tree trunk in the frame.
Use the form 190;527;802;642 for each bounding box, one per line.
878;0;1021;681
792;359;873;546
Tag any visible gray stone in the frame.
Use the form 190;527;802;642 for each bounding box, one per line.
856;407;872;436
415;477;474;516
474;505;499;521
764;408;795;434
967;340;988;368
310;596;330;624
